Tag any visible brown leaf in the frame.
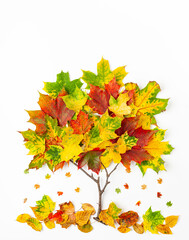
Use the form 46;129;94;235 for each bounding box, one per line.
165;216;179;228
59;201;75;215
23;198;27;203
156;224;172;234
82;203;96;215
133;223;144;234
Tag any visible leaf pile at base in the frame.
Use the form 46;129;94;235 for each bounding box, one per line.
20;58;173;175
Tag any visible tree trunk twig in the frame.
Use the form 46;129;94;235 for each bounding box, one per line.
70;160;119;223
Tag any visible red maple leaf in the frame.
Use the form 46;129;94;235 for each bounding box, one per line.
70;111;93;134
105;77;120;99
57;191;63;196
38;93;75;127
157;192;162;198
77;149;104;174
26;110;46;134
86;85;110;114
124;183;129;189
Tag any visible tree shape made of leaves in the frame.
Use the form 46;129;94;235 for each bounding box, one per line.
19;58;174;231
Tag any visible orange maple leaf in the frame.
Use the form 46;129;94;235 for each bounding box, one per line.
57;191;63;196
65;172;71;177
75;187;80;193
34;184;40;189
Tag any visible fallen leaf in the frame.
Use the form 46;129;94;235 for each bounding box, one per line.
82;203;96;215
136;201;141;206
108;202;122;219
166;201;173;207
156;224;172;234
117;225;131;233
115;188;121;194
77;220;93;233
133;223;144;234
75;211;92;226
45;173;51;179
141;184;147;190
124;183;129;189
23;198;27;203
57;191;63;196
165;216;179;228
75;187;80;193
16;214;31;223
117;211;139;227
65;172;71;177
157;192;162;198
99;210;115;228
157;178;163;184
26;217;43;231
44;219;56;229
34;184;40;189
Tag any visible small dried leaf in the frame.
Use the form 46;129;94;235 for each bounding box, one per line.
115;188;121;194
82;203;96;215
136;201;141;206
23;198;27;203
26;217;43;231
124;183;129;189
44;219;55;229
156;224;172;234
165;216;179;228
157;178;163;184
157;192;162;198
117;225;131;233
75;187;80;192
141;184;147;190
65;172;71;177
57;191;63;196
45;174;51;179
133;223;144;234
34;184;40;189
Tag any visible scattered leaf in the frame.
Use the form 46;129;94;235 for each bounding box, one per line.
57;191;63;196
99;210;115;228
65;172;71;177
77;221;93;233
45;174;51;179
23;198;27;203
75;187;80;193
34;184;40;189
156;224;172;234
166;201;173;207
82;203;96;215
133;223;144;234
75;211;91;226
26;217;43;231
16;214;31;223
117;211;139;227
136;201;141;206
124;183;129;189
141;184;147;190
165;216;179;228
115;188;121;194
157;192;162;198
157;178;163;184
117;225;131;233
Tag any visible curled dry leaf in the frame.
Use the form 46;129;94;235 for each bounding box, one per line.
75;211;92;226
82;203;96;215
156;224;172;234
117;225;131;233
23;198;27;203
141;184;147;190
77;220;93;233
133;223;144;234
165;216;179;228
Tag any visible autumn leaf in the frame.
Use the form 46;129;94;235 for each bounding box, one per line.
108;202;122;219
77;150;103;174
157;192;162;198
75;187;80;193
34;184;40;189
143;207;165;234
26;110;46;134
17;214;31;223
99;210;115;228
38;93;74;127
157;178;163;184
31;195;55;221
116;211;139;227
23;198;27;203
86;85;110;114
141;184;147;190
77;221;93;233
166;201;173;207
125;81;169;119
165;216;179;228
156;224;172;234
65;172;71;177
115;188;121;194
117;225;131;233
62;86;88;113
57;191;63;196
136;201;141;206
26;218;43;231
20;129;45;155
45;173;51;179
75;211;91;226
43;71;83;98
82;203;96;215
133;223;144;234
70;111;93;134
124;183;129;189
105;77;120;99
109;93;131;117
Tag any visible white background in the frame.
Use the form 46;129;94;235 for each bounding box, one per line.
0;0;189;239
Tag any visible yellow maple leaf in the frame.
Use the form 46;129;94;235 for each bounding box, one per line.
109;93;131;117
